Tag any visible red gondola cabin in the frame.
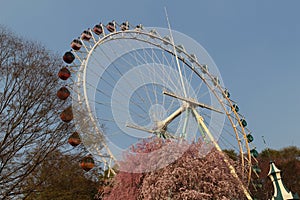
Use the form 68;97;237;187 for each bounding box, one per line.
57;87;70;100
106;21;116;32
71;39;82;51
60;106;73;123
93;24;103;35
63;51;75;64
81;30;92;41
58;67;71;80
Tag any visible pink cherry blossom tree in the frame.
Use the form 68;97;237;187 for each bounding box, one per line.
102;138;248;200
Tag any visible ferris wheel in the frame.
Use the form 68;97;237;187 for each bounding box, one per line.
58;20;260;199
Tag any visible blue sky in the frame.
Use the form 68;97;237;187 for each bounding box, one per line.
1;0;299;151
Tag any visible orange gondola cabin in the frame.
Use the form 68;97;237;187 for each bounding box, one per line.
80;156;95;172
68;131;81;147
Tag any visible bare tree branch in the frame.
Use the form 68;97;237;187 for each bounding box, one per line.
0;26;71;199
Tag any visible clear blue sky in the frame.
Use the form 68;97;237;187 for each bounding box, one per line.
1;0;299;151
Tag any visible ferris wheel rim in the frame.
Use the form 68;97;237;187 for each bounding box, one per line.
62;22;258;187
79;29;250;150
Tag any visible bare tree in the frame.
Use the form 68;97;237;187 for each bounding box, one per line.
0;26;70;199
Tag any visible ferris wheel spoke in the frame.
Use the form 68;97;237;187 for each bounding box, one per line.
88;54;118;83
190;72;205;97
160;49;181;89
98;42;149;104
120;39;187;127
62;21;256;193
122;38;180;103
94;100;148;120
124;36;184;103
86;81;150;117
160;55;182;112
130;52;156;106
201;114;240;151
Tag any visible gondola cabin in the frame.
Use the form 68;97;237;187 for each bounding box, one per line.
149;29;158;38
135;24;143;31
212;76;220;86
223;89;230;98
80;156;95;172
201;64;208;74
58;67;71;80
93;24;103;35
247;134;254;143
60;106;73;123
163;36;171;45
106;21;116;32
189;54;197;63
250;149;259;158
232;104;239;113
63;51;75;64
71;39;82;51
81;30;92;41
176;44;185;53
240;118;247;127
57;87;70;100
68;131;81;147
120;21;129;31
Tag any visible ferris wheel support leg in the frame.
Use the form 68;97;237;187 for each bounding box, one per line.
126;105;186;139
160;105;186;130
181;108;191;138
191;107;253;200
